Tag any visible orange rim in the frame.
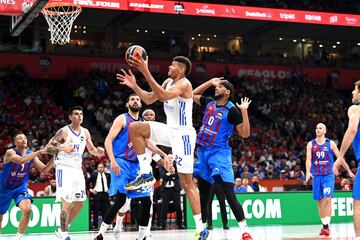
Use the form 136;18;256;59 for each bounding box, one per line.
41;3;81;15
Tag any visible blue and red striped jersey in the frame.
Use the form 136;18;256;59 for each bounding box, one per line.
0;148;33;189
196;100;235;148
310;138;334;176
112;113;140;161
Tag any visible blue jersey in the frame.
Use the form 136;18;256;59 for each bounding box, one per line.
353;102;360;161
196;101;235;148
112;113;140;161
0;148;33;189
310;138;334;176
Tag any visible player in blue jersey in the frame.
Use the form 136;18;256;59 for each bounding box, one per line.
306;123;353;236
333;80;360;240
0;132;55;239
94;94;167;240
192;77;253;240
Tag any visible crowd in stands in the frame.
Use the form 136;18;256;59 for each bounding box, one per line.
181;0;360;14
0;63;356;186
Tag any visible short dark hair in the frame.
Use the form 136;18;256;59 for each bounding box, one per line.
69;106;83;115
126;93;139;103
220;80;234;97
13;132;25;141
173;56;192;76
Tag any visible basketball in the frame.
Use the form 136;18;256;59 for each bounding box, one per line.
125;45;147;66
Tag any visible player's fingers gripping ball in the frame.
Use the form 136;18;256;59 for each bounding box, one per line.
125;45;147;66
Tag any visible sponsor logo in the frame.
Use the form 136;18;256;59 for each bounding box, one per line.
196;5;215;15
345;17;358;24
225;7;236;14
129;2;164;9
245;11;272;18
174;2;184;14
74;0;120;8
238;68;291;79
0;0;16;5
216;112;223;119
39;56;52;72
329;15;338;23
279;13;295;20
305;14;322;21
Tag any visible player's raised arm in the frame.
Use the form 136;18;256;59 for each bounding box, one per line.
105;114;125;176
193;77;223;105
84;129;105;157
234;97;251;138
117;69;159;105
4;148;46;165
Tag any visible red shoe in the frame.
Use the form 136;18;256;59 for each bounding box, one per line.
319;228;330;236
242;232;253;240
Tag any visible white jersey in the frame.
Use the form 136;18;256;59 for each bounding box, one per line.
55;126;87;169
163;79;193;129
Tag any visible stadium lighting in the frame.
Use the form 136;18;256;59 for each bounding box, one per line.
74;25;77;29
191;37;195;40
357;43;360;46
336;41;340;44
213;35;217;38
145;30;148;33
162;31;165;34
319;44;323;48
279;37;283;41
293;39;297;43
198;33;201;37
332;45;336;48
136;29;139;32
302;39;306;42
207;38;210;41
83;31;86;34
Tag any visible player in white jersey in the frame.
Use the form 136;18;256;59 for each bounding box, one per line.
48;106;105;240
117;56;210;239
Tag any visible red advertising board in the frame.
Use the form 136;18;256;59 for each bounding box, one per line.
2;0;360;27
0;52;359;88
57;0;360;27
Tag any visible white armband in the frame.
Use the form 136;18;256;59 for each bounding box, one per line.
152;154;162;162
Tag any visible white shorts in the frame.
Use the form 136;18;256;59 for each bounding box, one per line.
148;121;196;174
55;165;86;203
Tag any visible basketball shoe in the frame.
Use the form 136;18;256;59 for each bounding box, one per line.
125;173;156;190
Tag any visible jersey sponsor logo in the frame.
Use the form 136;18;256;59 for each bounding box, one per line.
216;111;223;119
80;136;85;142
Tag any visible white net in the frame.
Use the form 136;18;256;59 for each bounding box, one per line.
42;4;81;45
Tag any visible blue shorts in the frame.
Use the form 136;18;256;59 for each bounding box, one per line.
194;146;234;184
312;174;335;200
353;168;360;200
0;184;32;214
109;158;151;199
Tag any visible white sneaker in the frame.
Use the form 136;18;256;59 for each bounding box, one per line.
55;228;62;239
145;234;154;240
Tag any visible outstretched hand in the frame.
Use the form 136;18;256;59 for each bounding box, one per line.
116;69;136;89
129;55;149;74
236;97;252;111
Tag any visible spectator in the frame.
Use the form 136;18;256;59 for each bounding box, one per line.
250;176;266;192
44;178;57;197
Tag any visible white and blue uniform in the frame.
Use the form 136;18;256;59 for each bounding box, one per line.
148;79;196;173
55;126;87;203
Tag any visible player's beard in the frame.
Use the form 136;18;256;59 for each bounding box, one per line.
129;105;140;112
214;93;224;100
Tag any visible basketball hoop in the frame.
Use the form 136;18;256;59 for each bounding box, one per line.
41;2;81;45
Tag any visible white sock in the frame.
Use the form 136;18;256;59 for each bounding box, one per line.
238;220;248;234
137;226;147;240
137;154;152;174
146;217;152;235
16;232;23;240
321;217;326;225
98;222;110;236
114;213;124;232
324;216;331;225
193;214;204;232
